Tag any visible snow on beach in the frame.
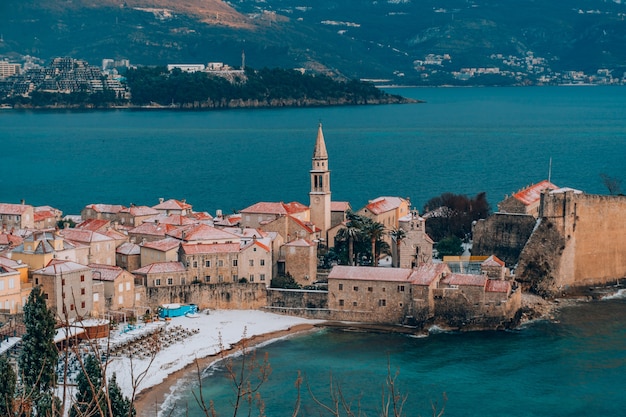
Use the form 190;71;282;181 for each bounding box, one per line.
105;310;322;398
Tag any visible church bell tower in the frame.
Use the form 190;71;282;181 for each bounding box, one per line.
309;123;331;241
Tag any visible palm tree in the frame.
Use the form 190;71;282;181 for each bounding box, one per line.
389;228;406;268
363;218;386;267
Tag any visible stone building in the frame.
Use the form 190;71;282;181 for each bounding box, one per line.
140;237;181;267
89;263;137;312
359;196;410;232
396;210;433;268
240;202;310;230
179;242;240;284
116;242;141;271
0;261;22;314
497;180;558;217
32;260;93;321
0;202;35;230
132;261;188;288
309;123;332;241
59;228;116;266
279;239;317;285
33;206;62;229
117;205;159;227
81;204;125;221
152;198;192;216
239;240;272;286
11;231;89;270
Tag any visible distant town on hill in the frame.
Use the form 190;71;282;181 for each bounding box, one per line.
0;57;414;109
1;0;626;86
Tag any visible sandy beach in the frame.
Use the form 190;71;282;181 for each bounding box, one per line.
100;310;324;417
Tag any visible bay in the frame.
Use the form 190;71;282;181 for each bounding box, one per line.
1;86;625;216
165;297;626;417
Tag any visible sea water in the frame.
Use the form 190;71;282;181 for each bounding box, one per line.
162;297;626;417
1;86;625;215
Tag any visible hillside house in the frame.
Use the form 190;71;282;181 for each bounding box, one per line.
0;202;35;230
89;263;137;311
497;180;558;217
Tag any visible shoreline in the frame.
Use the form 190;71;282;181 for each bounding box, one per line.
133;323;320;417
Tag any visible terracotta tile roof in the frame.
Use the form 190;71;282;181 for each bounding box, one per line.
512;180;558;206
128;222;177;236
331;201;351;212
33;210;55;222
190;211;213;221
89;263;124;281
409;263;450;286
34;260;90;275
240;201;309;215
289;216;317;234
328;265;414;282
0;203;31;215
482;255;505;267
0;264;17;274
153;199;192;210
167;224;239;242
223;227;267;239
59;229;114;244
485;279;511;293
152;214;197;226
34;205;61;214
76;219;111;232
119;205;159;216
132;261;186;274
363;197;406;215
84;204;125;214
181;242;240;255
284;238;314;247
0;256;25;269
442;273;487;287
116;242;141;256
104;228;128;241
142;238;181;252
241;240;271;253
0;233;23;247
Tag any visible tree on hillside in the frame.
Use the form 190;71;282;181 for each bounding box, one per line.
0;355;16;416
423;192;491;242
19;286;59;414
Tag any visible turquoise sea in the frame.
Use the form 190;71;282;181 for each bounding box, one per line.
2;86;626;416
1;86;625;215
164;296;626;417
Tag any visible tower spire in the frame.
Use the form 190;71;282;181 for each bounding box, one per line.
309;123;331;241
313;122;328;159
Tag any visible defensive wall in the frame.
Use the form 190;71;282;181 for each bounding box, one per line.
472;213;537;266
145;282;267;310
516;191;626;296
263;288;331;320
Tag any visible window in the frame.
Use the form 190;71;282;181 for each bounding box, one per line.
94;293;99;301
155;279;161;286
260;274;266;281
70;304;75;311
205;260;211;267
368;287;373;292
260;259;265;266
193;261;198;268
250;274;254;282
233;274;238;282
205;276;211;283
353;286;359;292
118;296;124;305
338;284;343;290
339;299;344;306
398;285;405;292
118;283;123;292
81;301;86;309
81;288;86;295
218;275;224;283
218;260;224;267
80;275;85;282
126;282;131;291
379;299;386;307
353;301;357;306
382;287;386;292
61;278;65;286
233;259;238;267
249;260;254;267
43;293;48;300
167;278;173;285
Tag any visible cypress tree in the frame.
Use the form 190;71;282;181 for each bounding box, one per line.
0;355;16;416
108;373;135;417
18;286;58;405
71;354;104;417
